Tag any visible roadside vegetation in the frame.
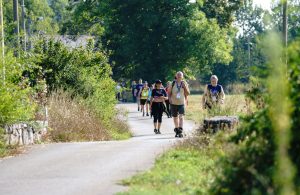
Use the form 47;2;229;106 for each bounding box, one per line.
0;39;131;157
120;37;300;194
119;94;243;194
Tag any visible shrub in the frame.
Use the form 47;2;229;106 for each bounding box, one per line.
0;52;36;126
289;40;300;192
26;39;131;141
210;38;300;194
48;91;111;142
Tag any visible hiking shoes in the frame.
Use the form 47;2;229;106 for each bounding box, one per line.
178;127;184;138
174;128;179;137
154;129;158;134
174;128;183;138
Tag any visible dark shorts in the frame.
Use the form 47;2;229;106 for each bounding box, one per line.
140;99;147;105
170;104;185;117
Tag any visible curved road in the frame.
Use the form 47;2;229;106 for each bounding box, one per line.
0;103;195;195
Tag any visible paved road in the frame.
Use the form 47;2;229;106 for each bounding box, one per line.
0;103;195;195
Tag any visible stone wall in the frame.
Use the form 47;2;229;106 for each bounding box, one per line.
203;116;239;133
4;121;48;145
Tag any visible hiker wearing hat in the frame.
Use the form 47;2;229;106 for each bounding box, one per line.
168;71;190;137
150;80;168;134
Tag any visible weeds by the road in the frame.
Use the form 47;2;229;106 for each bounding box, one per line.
186;94;252;123
120;132;234;194
48;91;131;142
120;94;246;194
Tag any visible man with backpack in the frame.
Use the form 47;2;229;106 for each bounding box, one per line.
202;75;225;109
168;71;190;138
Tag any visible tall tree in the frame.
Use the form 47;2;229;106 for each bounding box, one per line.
102;0;233;81
63;0;240;81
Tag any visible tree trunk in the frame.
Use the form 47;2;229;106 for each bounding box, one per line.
13;0;20;56
21;0;26;51
282;0;288;66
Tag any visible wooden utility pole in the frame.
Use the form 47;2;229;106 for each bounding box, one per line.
13;0;20;56
21;0;26;51
0;0;5;82
282;0;288;67
283;0;288;48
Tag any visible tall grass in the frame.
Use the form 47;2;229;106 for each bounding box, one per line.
48;91;112;142
186;94;252;124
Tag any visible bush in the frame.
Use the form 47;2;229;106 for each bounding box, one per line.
0;51;37;156
0;52;36;126
210;39;300;194
289;40;300;191
26;39;131;141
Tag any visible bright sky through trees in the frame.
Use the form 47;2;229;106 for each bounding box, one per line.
253;0;272;10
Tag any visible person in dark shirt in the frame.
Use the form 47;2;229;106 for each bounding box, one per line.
202;75;225;109
135;79;144;111
131;81;137;103
150;80;168;134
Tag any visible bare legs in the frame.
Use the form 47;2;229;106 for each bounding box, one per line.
173;115;184;129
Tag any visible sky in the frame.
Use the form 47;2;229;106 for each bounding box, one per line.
253;0;272;10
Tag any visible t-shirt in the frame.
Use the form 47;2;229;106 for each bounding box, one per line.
207;84;223;102
135;84;144;96
151;88;167;99
140;88;149;99
131;84;136;94
170;81;188;105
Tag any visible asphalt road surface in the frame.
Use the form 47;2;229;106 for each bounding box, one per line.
0;103;195;195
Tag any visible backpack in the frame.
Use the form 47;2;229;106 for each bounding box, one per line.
170;81;188;97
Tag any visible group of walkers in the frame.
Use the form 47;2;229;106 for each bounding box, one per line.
131;72;225;138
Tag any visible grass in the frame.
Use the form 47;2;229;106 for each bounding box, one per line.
120;94;248;194
47;91;131;142
120;132;235;195
186;94;252;123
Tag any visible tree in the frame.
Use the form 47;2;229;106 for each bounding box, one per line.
102;0;234;81
62;0;241;81
200;0;243;28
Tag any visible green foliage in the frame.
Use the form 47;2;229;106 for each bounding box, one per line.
26;39;130;139
210;39;300;194
0;52;36;126
0;127;7;157
271;0;300;41
288;40;300;192
2;0;59;51
211;108;276;194
200;0;242;28
64;0;236;82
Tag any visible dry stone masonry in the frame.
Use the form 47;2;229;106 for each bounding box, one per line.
5;121;48;145
203;116;239;133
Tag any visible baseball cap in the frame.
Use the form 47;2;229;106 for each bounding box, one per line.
155;80;162;84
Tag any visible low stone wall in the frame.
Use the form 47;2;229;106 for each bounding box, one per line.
203;116;239;133
4;121;48;145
